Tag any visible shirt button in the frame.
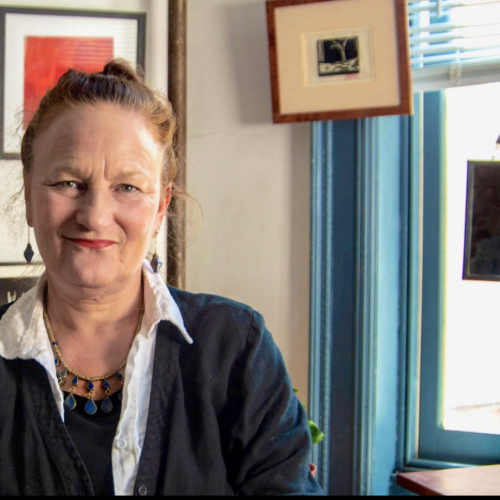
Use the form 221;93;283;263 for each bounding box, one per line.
138;485;148;496
115;438;127;450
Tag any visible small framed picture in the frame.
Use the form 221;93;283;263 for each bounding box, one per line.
266;0;412;123
0;275;38;306
463;160;500;281
0;7;146;158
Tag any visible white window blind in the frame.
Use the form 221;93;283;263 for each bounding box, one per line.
409;0;500;91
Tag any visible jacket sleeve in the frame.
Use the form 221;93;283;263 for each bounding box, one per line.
223;310;324;496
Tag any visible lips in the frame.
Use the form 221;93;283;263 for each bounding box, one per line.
66;238;116;249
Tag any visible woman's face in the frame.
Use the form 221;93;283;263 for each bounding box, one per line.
25;104;168;291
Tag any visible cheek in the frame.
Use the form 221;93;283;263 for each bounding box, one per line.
115;198;160;240
34;192;75;229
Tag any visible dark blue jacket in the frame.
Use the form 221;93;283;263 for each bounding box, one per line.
0;287;324;495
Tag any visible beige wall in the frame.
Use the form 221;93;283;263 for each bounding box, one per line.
186;0;311;399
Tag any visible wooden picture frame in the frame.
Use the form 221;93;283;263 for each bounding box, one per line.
463;160;500;282
0;7;146;158
266;0;412;123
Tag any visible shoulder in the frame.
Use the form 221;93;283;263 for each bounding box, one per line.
167;286;269;354
168;286;254;315
168;286;259;331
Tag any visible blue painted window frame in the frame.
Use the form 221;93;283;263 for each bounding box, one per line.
409;91;500;467
309;91;500;496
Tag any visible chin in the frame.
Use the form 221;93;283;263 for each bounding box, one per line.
69;267;121;290
51;257;135;290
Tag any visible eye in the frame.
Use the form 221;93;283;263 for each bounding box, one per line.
119;184;138;193
55;180;79;189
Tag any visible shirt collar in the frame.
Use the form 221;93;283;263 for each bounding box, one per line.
0;260;193;361
142;260;193;344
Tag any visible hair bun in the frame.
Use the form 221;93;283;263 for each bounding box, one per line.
102;59;144;84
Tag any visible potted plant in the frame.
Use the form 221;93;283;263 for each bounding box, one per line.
294;389;324;478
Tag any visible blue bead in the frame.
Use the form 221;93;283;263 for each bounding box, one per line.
61;369;67;378
54;359;59;366
85;398;97;415
52;342;57;346
24;243;34;263
103;379;110;388
101;396;113;414
151;256;163;274
64;393;77;411
116;373;123;380
72;377;78;386
87;381;94;390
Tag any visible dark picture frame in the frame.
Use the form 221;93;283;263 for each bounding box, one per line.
266;0;412;123
463;160;500;281
0;7;146;159
0;276;38;306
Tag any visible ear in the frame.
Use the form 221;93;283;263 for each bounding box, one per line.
155;183;172;229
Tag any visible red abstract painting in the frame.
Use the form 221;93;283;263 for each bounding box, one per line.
24;37;114;128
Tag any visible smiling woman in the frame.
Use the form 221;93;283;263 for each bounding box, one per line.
0;59;323;496
26;104;167;291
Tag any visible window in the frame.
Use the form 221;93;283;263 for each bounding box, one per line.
414;88;500;466
402;0;500;468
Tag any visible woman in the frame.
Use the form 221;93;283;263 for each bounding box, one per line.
0;60;323;496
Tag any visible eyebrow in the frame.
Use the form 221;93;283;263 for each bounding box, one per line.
49;165;87;179
48;165;152;183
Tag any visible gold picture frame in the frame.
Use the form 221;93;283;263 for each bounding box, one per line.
266;0;412;123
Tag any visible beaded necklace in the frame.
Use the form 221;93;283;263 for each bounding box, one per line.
43;291;145;415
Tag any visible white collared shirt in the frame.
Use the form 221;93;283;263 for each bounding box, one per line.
0;261;193;496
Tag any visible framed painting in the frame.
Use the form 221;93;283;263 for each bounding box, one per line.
266;0;412;123
463;160;500;281
0;7;146;158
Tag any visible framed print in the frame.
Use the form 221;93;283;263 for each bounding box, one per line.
0;275;38;306
463;160;500;281
0;7;146;158
266;0;412;123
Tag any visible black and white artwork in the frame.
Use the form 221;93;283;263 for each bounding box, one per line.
464;161;500;280
317;37;360;76
0;277;37;306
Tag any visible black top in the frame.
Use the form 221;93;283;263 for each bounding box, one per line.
63;390;122;496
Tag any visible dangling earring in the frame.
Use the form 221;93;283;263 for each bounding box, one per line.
150;229;163;274
24;223;34;263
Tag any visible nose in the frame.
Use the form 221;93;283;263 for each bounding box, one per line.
74;188;114;232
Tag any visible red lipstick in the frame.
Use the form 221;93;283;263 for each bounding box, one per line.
67;238;115;249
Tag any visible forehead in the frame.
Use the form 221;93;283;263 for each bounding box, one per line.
31;104;163;176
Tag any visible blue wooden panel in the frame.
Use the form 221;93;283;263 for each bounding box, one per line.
373;116;403;495
310;120;358;495
310;117;405;495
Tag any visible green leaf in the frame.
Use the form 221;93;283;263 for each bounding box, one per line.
293;387;325;444
308;420;325;445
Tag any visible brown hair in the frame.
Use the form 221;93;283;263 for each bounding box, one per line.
21;59;177;188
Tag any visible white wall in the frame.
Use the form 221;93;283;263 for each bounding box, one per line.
186;0;311;399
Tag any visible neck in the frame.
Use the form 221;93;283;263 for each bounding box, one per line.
45;270;144;342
